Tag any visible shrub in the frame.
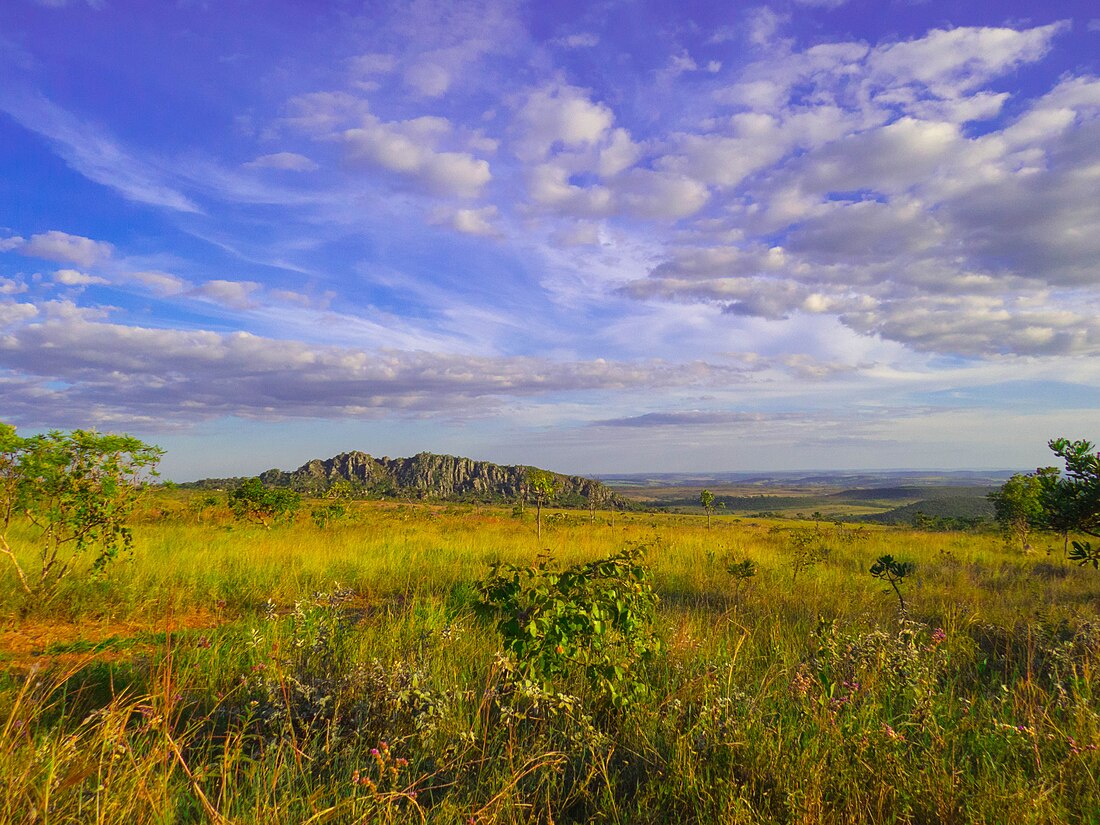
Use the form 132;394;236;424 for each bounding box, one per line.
476;544;663;708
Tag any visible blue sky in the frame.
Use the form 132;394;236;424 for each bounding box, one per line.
2;0;1099;480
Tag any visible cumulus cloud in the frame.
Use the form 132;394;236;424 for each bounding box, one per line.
615;21;1100;358
446;206;500;236
341;115;491;197
514;84;615;161
868;22;1067;97
0;303;39;329
18;230;113;267
0;313;741;427
0;277;28;296
53;268;108;286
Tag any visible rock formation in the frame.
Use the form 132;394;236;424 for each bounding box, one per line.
199;450;626;509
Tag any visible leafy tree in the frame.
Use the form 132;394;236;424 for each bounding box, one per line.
0;423;162;596
227;478;300;527
700;489;715;529
326;480;354;500
1038;437;1100;566
526;469;558;541
989;472;1046;552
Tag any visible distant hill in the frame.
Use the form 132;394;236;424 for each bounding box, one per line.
856;493;995;526
182;451;628;509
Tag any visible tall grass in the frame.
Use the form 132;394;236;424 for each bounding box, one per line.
0;496;1097;822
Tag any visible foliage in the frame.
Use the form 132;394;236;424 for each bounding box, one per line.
0;422;162;596
699;489;715;529
1038;438;1100;540
476;544;662;707
989;472;1046;552
869;554;917;610
787;528;831;581
1068;540;1100;570
311;502;348;529
326;479;355;500
227;477;300;527
724;556;757;606
526;468;558;541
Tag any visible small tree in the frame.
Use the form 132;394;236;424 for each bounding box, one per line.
989;473;1046;552
725;557;758;608
0;423;162;596
700;489;716;529
1037;437;1100;566
527;469;558;541
869;554;916;611
587;484;607;524
228;478;300;527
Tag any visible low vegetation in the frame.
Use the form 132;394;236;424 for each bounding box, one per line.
0;427;1098;823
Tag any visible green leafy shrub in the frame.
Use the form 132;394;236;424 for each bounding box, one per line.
311;502;348;528
0;422;162;597
476;544;662;708
227;478;300;527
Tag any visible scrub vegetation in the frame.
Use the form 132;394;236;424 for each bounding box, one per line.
0;432;1098;823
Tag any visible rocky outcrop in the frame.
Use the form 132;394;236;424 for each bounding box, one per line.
235;451;626;509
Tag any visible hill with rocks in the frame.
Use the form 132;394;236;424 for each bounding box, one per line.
183;451;627;509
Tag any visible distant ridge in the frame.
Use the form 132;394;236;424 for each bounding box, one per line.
182;450;627;508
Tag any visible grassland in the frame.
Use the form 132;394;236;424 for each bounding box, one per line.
1;492;1097;823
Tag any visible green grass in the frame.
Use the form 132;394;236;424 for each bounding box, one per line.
0;495;1097;823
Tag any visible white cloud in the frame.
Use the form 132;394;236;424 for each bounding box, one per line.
190;279;261;310
19;230;113;267
448;206;500;236
341;115;491;198
0;302;39;327
527;163;612;215
616;169;710;221
0;89;200;212
0;236;25;252
129;270;189;295
244;152;319;171
404;61;452;97
514;84;615;161
0;313;741;426
349;52;397;75
868;22;1068;97
0;278;28;296
550;223;602;248
53;268;108;286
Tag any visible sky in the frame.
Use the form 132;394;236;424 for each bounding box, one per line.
2;0;1099;480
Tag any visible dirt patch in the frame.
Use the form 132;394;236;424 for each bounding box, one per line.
0;609;221;669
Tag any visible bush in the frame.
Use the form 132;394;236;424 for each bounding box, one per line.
476;543;662;708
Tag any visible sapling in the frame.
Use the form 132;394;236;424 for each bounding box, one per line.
869;554;917;611
700;489;716;529
725;557;758;607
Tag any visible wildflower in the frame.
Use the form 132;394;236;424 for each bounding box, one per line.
883;724;905;741
930;628;946;645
